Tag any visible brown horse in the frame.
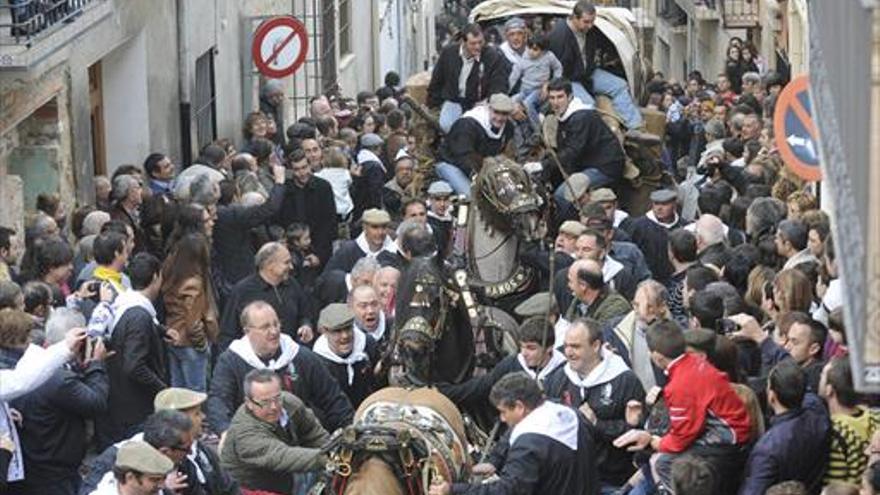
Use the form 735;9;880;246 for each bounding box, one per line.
342;457;405;495
321;387;471;495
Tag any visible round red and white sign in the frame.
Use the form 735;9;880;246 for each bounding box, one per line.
252;16;309;79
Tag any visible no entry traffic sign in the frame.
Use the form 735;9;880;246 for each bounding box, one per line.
773;75;822;182
252;16;309;79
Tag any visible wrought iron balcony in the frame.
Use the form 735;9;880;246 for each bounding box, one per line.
720;0;760;28
0;0;110;69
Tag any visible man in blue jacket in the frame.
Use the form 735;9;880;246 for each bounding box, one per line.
739;360;830;495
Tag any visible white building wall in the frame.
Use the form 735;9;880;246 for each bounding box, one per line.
102;32;150;173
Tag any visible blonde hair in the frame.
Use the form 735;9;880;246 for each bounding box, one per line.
323;146;351;169
0;309;33;348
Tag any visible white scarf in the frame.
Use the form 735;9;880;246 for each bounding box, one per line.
462;105;506;140
517;350;566;382
603;255;624;284
312;329;369;385
646;210;680;230
357;148;386;174
228;334;300;370
355;311;387;342
559;97;590;122
108;290;158;336
562;348;631;401
355;231;397;257
509;401;579;451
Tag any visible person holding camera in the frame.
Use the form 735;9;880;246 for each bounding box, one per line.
0;308;89;492
10;307;110;495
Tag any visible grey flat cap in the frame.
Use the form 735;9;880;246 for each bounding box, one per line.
427;180;454;197
489;93;514;113
650;188;678;203
360;133;384;148
504;17;527;32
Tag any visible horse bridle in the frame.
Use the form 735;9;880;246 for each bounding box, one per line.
322;402;467;495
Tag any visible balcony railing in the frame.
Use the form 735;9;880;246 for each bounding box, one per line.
658;0;688;26
720;0;760;28
0;0;100;46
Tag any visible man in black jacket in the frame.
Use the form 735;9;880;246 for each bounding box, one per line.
427;23;509;133
621;188;688;283
219;242;313;350
352;133;387;224
542;78;625;210
99;252;169;450
312;303;379;409
547;1;643;129
435;93;515;197
154;387;239;495
13;308;109;495
429;372;599;495
212;162;286;295
323;209;397;274
277;149;337;269
436;317;566;421
208;301;353;435
543;317;646;492
80;410;195;495
383;150;416;221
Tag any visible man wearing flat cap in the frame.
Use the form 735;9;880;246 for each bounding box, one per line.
522;220;585;290
592;188;629;228
435;93;515;197
352;133;387;224
153;388;239;495
89;440;174;495
323;208;397;274
499;17;528;70
81;410;196;495
554;173;592;227
382;149;416;220
427;23;510;133
426;180;455;257
312;303;380;408
621;188;689;283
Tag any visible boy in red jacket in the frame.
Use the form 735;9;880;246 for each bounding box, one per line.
614;321;752;495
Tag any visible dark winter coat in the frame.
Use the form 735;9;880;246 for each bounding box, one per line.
277;176;337;267
739;393;831;495
544;355;646;486
218;273;313;350
13;361;108;491
542;100;625;186
213;183;285;288
206;335;353;434
427;42;509;110
100;304;168;449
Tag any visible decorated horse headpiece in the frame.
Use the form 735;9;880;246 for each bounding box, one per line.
474;156;542;232
476;156;541;213
396;259;452;345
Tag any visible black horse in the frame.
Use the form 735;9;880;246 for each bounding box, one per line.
391;256;475;386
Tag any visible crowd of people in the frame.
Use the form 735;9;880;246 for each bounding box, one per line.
0;1;877;495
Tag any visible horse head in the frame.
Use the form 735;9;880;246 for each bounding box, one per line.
391;257;451;385
474;155;543;242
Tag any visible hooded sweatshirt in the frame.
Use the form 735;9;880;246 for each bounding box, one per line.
544;348;646;486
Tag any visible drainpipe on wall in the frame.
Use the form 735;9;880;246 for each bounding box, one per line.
177;0;192;168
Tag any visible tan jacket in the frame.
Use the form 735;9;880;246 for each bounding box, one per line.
162;276;219;349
